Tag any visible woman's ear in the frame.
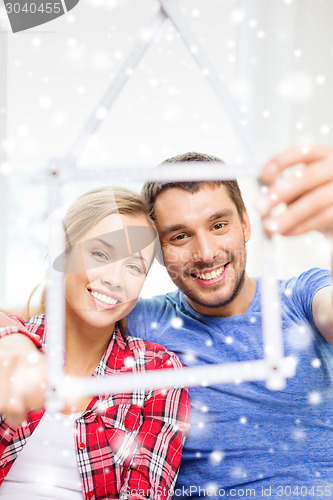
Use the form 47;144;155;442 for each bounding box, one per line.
155;239;165;266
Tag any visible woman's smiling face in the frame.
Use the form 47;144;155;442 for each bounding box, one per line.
64;213;155;331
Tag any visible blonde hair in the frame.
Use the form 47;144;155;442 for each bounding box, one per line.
27;186;152;333
64;186;150;250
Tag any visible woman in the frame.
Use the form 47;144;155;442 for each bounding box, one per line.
0;186;190;500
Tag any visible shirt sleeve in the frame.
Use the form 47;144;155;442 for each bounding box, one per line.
283;268;332;328
119;352;191;500
0;313;43;350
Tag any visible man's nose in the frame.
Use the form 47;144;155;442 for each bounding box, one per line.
192;233;219;262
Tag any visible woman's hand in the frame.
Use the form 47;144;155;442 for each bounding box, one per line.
0;334;47;425
256;145;333;238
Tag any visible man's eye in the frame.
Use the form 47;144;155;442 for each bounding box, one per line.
171;234;188;241
212;222;226;231
91;250;109;261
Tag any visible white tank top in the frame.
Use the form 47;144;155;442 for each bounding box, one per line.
0;411;82;499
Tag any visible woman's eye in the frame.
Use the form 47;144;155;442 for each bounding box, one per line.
127;264;145;275
91;250;109;261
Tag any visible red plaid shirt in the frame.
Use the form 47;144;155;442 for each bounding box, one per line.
0;315;190;499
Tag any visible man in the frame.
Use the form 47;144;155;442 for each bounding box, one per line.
125;145;333;498
1;145;333;498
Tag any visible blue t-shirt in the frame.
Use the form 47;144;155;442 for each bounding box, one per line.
127;269;333;499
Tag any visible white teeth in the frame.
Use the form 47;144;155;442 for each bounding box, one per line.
196;266;225;281
90;291;118;305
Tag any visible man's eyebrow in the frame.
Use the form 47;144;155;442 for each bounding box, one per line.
208;209;234;221
160;224;187;236
161;210;235;236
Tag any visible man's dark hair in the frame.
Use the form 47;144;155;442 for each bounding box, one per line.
141;151;246;222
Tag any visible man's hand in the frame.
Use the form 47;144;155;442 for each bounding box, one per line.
0;334;47;425
256;145;333;237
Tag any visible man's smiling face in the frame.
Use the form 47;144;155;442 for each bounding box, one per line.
154;184;252;316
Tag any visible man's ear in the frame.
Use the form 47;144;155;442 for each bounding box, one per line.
242;210;251;243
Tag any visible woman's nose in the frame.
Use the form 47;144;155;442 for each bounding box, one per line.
99;262;124;289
